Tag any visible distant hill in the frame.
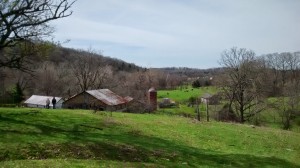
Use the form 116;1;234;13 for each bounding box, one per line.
0;43;227;104
153;67;225;78
45;46;145;73
27;43;225;78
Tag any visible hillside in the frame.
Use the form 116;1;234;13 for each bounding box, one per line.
37;46;144;73
154;67;225;78
0;108;299;167
0;45;147;104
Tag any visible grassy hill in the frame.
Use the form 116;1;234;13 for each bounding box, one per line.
0;108;300;167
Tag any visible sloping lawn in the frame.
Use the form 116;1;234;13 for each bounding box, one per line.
0;107;300;167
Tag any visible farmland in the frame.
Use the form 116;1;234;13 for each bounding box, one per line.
157;87;300;132
156;86;219;118
0;107;300;167
158;86;218;102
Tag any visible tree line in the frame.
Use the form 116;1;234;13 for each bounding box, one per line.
218;47;300;129
0;45;186;111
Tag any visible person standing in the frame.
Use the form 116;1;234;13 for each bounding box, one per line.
52;97;57;109
46;98;50;109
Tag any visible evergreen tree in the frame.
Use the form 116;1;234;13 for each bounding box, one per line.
11;83;24;104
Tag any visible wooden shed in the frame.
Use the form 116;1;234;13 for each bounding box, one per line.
63;89;132;111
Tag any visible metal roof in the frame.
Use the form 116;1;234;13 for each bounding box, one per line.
124;96;134;102
86;89;127;106
148;87;156;92
201;93;212;99
24;95;63;106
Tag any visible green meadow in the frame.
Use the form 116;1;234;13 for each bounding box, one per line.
0;107;300;167
158;86;218;102
157;87;220;118
157;87;300;132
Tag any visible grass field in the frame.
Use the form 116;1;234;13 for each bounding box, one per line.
157;87;300;132
157;86;218;102
0;107;300;167
157;86;220;119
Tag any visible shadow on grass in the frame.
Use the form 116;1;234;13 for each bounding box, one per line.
73;133;300;168
0;115;79;136
0;112;299;167
1;134;299;167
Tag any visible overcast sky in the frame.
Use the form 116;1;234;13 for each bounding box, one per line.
52;0;300;69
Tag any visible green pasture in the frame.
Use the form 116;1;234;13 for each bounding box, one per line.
0;107;300;167
157;87;300;132
157;86;218;102
156;86;221;120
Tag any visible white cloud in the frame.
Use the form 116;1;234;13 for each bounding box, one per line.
52;0;300;68
54;18;178;49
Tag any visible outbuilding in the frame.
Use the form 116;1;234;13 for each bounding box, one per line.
24;95;63;108
201;93;213;104
63;89;132;111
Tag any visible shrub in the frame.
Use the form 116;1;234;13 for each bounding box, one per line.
216;103;239;122
192;80;201;88
188;96;197;107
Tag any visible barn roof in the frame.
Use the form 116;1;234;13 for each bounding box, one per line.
124;96;134;102
24;95;63;106
148;87;156;92
201;93;212;99
86;89;127;106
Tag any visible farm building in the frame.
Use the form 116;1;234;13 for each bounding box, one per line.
24;95;63;108
201;93;212;104
63;89;132;111
200;93;220;105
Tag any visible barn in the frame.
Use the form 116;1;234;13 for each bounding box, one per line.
24;95;63;109
63;89;132;111
201;93;212;104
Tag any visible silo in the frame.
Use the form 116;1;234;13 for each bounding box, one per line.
148;87;157;111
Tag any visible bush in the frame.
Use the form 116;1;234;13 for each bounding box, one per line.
192;80;201;88
216;103;239;122
208;94;221;105
188;96;197;107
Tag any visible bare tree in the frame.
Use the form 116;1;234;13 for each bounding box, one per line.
219;47;265;123
0;0;75;70
70;51;111;92
280;52;300;129
263;52;300;129
36;62;58;96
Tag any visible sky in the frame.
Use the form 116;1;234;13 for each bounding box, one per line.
52;0;300;69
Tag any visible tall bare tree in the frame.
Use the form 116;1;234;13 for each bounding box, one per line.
37;62;59;96
220;47;264;123
70;51;111;92
280;52;300;129
0;0;75;70
263;52;300;129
